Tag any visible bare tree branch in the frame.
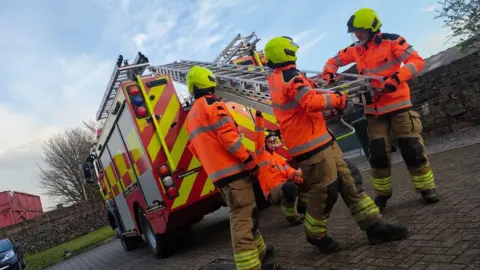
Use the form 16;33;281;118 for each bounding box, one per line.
36;122;102;205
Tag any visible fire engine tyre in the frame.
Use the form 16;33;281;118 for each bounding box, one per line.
120;233;140;252
139;209;169;259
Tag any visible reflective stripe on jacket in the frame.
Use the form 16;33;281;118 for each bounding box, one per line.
186;94;251;187
268;65;342;162
323;32;425;116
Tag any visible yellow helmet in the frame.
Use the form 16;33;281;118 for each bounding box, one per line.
347;8;382;33
186;65;217;94
263;36;299;67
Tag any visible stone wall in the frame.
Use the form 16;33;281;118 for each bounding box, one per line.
0;201;108;254
410;51;480;137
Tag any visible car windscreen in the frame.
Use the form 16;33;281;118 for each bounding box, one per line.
0;239;11;253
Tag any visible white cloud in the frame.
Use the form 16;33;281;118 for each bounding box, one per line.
422;4;440;12
299;32;328;55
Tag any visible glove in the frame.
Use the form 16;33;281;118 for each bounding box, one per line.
292;174;304;184
321;72;334;85
306;78;319;88
243;155;259;177
382;73;400;93
255;110;263;117
334;91;348;112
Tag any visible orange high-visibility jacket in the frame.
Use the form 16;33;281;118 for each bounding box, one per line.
186;94;252;187
254;114;298;197
323;32;425;116
268;64;343;162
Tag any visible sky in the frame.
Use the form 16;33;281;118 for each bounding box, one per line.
0;0;457;210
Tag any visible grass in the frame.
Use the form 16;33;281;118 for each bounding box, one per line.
24;226;116;270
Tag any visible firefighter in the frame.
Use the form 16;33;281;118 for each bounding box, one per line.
185;65;278;270
263;36;410;253
254;110;308;226
321;8;439;213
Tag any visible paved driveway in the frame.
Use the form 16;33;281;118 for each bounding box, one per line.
48;144;480;270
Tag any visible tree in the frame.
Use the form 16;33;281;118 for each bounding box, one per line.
37;125;101;205
435;0;480;51
82;119;104;135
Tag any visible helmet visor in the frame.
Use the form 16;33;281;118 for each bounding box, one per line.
350;30;370;46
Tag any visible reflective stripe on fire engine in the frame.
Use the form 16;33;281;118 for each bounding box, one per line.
127;76;216;211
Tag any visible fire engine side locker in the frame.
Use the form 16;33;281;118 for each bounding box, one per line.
98;149;136;232
115;101;165;209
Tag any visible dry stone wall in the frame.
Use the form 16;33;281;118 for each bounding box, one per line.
410;51;480;137
0;201;107;254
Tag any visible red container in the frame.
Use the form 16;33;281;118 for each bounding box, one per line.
0;191;43;228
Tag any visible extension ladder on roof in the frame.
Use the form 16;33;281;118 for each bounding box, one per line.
96;52;150;120
149;60;379;116
213;32;261;64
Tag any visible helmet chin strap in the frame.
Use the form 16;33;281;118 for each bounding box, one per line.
193;86;215;99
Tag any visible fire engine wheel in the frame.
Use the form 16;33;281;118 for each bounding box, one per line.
120;233;141;252
139;209;169;258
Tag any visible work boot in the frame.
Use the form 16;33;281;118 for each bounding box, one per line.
297;205;307;215
306;235;341;253
366;221;409;245
420;189;440;204
261;262;283;270
262;245;275;262
374;195;391;213
287;214;304;226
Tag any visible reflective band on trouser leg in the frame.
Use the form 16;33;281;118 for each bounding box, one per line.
281;201;298;219
370;176;392;195
234;250;261;270
304;213;327;238
298;192;309;207
255;234;267;260
411;170;435;191
350;192;381;230
225;178;262;270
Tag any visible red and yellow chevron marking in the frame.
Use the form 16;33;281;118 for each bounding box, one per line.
104;163;121;197
98;173;111;200
226;103;291;160
121;75;215;211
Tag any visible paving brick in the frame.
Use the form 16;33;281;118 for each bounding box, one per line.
45;144;480;270
412;240;442;247
445;241;474;255
420;254;456;263
415;247;448;255
452;249;480;264
425;263;466;270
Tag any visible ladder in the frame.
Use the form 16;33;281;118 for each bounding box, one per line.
213;32;261;64
96;52;150;120
149;60;378;116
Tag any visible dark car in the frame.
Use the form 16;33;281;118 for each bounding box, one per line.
0;238;25;270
